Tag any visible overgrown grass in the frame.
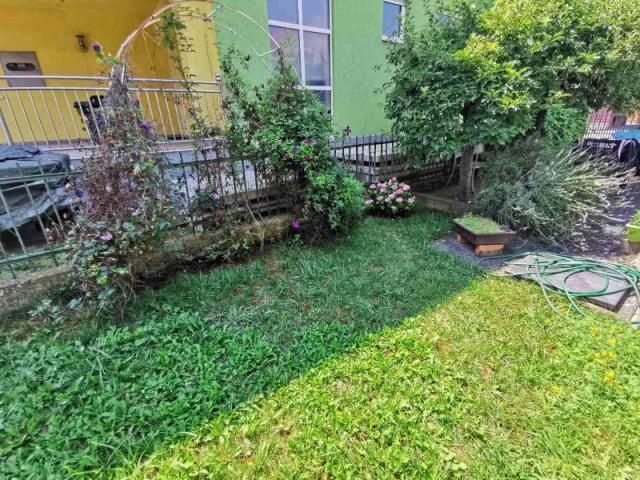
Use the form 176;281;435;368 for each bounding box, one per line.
1;210;478;478
124;279;640;479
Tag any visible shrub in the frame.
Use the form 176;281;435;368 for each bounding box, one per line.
303;168;364;241
67;62;172;315
544;103;588;148
364;177;416;216
221;52;363;240
475;137;630;246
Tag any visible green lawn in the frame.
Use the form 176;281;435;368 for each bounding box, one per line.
1;210;478;478
126;279;640;480
2;211;640;479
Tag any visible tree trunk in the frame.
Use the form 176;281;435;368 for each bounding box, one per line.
534;109;548;134
459;145;475;203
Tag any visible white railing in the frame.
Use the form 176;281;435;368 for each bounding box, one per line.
0;74;223;155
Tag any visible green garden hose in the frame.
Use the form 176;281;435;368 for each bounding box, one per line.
482;252;640;325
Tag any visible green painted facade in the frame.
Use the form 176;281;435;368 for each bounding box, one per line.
213;0;432;135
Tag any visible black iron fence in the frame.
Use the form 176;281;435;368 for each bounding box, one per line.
0;134;458;282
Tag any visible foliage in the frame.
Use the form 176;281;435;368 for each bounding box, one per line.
303;168;364;240
482;0;640;119
127;278;640;479
385;0;534;200
364;177;416;216
475;137;629;245
66;53;172;316
0;211;472;478
221;52;363;240
387;0;640;200
544;103;588;148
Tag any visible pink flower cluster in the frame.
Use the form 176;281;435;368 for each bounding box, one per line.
364;177;416;216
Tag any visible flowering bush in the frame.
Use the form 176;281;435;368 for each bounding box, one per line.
66;61;173;316
221;51;363;242
365;177;416;216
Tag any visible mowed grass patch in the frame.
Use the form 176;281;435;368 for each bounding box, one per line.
124;278;640;480
1;210;479;478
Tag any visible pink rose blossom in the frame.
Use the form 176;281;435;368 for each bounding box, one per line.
402;184;410;191
377;196;384;201
396;197;404;204
389;194;396;200
408;197;415;204
369;184;376;190
385;197;391;203
365;199;374;205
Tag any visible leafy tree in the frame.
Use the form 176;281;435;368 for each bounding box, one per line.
387;0;640;201
483;0;640;129
386;1;534;201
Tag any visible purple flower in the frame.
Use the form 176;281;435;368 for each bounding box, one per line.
292;146;300;154
138;121;152;132
100;232;113;242
212;192;221;201
91;43;103;54
291;219;301;230
304;137;313;145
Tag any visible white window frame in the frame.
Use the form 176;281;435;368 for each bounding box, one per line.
268;0;333;113
382;0;405;43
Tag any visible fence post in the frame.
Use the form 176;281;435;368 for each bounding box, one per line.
0;105;13;145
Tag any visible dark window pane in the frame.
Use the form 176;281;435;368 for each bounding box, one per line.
304;32;330;87
311;90;331;114
302;0;329;28
382;2;403;38
268;0;298;23
270;26;301;78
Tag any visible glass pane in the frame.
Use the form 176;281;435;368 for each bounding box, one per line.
302;0;329;28
311;90;331;114
267;0;298;23
304;32;330;87
383;2;403;38
270;26;301;79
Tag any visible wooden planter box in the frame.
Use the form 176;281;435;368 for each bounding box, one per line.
453;219;517;257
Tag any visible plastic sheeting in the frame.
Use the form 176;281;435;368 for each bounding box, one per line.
0;145;75;231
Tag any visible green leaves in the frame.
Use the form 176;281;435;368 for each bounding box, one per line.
386;0;534;167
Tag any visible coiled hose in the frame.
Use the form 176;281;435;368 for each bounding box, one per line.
482;252;640;325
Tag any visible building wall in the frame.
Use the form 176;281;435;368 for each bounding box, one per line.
0;0;221;144
213;0;433;136
333;0;431;135
0;0;432;144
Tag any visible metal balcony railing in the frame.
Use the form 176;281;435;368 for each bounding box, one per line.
0;74;223;155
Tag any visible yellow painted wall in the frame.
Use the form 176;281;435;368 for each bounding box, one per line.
0;0;221;145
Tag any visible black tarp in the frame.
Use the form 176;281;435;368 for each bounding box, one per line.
0;145;75;231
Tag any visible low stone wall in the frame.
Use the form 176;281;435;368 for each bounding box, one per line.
0;214;292;314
